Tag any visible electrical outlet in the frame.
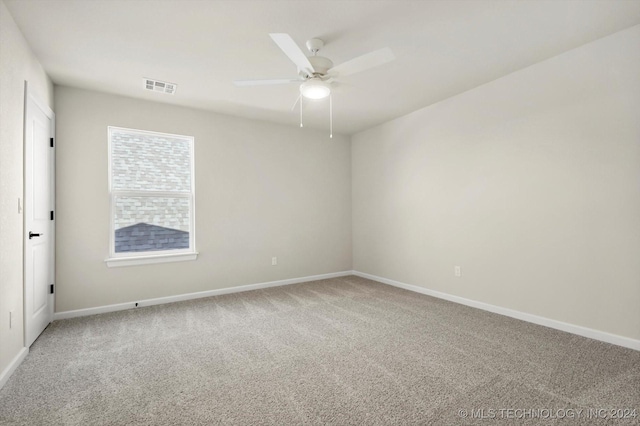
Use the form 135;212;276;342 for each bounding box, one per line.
454;266;461;277
272;257;277;266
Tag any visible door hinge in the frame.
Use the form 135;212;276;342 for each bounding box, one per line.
50;137;54;147
50;210;54;220
50;284;54;294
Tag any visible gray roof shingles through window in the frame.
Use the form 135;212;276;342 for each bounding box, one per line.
115;223;189;253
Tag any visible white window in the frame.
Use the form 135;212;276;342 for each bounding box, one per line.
106;127;197;267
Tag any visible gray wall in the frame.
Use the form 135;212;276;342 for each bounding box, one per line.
352;25;640;341
54;87;352;312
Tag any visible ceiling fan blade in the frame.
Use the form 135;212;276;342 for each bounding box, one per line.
269;33;315;76
329;47;395;77
233;78;300;87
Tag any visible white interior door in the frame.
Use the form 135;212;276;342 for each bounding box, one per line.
24;85;55;347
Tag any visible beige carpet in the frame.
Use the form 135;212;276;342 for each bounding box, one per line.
0;275;638;425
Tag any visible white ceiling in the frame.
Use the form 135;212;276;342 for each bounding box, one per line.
5;0;640;135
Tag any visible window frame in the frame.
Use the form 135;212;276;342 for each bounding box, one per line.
106;126;197;267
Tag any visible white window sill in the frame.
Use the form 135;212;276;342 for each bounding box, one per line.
106;252;198;268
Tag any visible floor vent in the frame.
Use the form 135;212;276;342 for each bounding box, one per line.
143;78;176;95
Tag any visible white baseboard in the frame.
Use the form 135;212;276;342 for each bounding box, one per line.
53;269;640;351
0;347;28;390
54;271;352;320
353;271;640;352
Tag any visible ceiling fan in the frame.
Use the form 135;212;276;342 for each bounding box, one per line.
234;34;395;135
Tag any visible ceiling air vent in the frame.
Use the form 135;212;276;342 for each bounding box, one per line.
143;78;177;95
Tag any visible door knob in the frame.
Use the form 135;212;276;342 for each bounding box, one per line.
28;231;42;239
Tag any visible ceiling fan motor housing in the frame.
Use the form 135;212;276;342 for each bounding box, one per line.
306;56;333;76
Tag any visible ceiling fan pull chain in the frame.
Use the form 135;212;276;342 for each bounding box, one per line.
291;94;301;111
300;95;304;128
329;94;333;139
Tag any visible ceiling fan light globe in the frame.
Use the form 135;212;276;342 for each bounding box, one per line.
300;79;330;100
